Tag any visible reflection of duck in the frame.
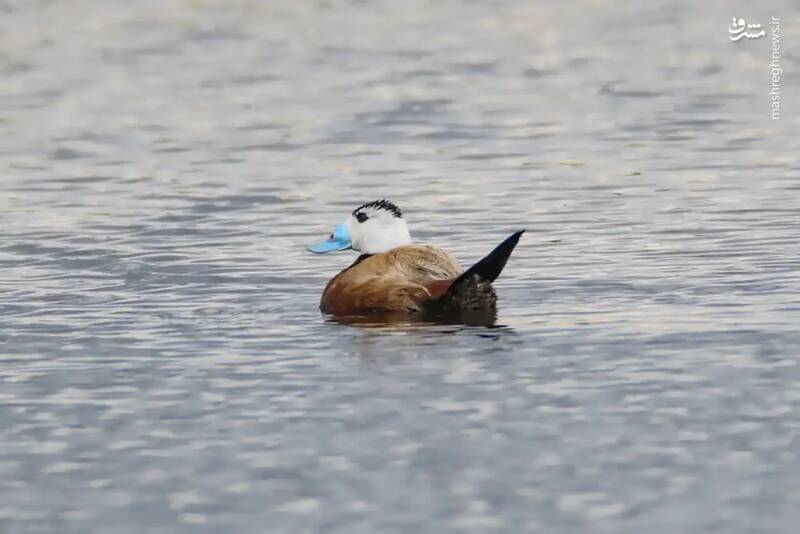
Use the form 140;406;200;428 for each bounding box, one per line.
308;200;524;316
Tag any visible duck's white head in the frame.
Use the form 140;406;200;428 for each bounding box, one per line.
308;199;412;255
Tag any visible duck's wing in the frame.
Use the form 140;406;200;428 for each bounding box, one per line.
391;245;463;285
320;246;462;314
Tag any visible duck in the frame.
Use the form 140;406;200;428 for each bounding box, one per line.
308;200;524;317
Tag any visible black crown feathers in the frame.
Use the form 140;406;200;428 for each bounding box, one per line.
352;199;403;219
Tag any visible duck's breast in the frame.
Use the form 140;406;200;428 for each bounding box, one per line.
320;245;462;314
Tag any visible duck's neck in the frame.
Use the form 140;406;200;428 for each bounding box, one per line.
353;253;373;265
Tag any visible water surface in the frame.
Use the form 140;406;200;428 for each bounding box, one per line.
1;1;799;532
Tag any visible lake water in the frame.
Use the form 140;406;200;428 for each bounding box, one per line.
1;1;799;532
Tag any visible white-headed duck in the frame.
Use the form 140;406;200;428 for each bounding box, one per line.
308;200;524;316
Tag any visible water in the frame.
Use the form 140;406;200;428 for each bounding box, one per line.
2;1;799;532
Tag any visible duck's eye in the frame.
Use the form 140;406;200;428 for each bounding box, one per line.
355;212;368;223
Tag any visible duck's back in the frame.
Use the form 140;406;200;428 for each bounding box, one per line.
320;245;463;314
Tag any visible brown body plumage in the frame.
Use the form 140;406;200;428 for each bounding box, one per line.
320;245;467;314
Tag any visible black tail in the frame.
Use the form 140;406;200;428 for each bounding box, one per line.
447;230;525;295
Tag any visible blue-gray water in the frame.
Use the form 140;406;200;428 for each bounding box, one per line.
2;1;799;532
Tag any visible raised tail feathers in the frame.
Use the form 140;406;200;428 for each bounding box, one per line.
423;230;524;315
447;230;525;295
